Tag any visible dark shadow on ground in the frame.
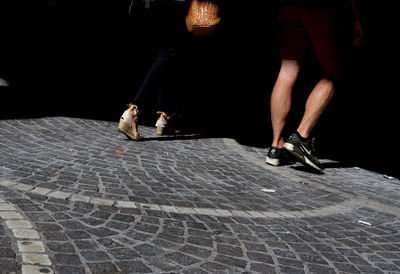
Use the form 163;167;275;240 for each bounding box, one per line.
1;1;398;178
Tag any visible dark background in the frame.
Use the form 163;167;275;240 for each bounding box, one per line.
1;1;398;178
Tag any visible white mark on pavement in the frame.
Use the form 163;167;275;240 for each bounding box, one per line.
0;195;54;274
358;220;372;226
1;180;398;220
261;188;276;193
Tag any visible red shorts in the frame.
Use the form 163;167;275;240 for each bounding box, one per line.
279;6;346;79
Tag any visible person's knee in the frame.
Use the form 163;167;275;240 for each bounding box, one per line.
320;76;337;92
278;59;301;84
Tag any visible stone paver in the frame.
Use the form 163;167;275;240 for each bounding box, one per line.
0;117;399;273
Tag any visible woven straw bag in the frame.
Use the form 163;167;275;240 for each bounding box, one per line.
186;0;221;36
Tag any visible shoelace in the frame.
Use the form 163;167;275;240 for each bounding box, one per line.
127;104;140;115
127;103;138;109
156;111;170;121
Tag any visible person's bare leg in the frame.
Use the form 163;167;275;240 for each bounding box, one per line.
270;59;301;148
296;77;335;138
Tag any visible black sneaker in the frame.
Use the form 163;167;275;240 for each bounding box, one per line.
283;133;323;171
265;146;295;166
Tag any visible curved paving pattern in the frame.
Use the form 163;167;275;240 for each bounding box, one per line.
0;117;400;273
0;195;54;274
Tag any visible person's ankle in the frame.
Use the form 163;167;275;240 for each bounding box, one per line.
157;111;170;120
295;131;309;141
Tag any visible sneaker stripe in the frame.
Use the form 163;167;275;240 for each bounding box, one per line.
300;144;312;156
304;156;323;171
284;142;322;171
283;143;304;160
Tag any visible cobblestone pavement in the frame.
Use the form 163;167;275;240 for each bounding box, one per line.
1;117;399;274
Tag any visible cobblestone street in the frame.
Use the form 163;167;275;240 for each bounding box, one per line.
1;117;399;273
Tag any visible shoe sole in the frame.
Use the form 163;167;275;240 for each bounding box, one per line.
283;143;322;171
265;156;279;166
118;120;143;141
